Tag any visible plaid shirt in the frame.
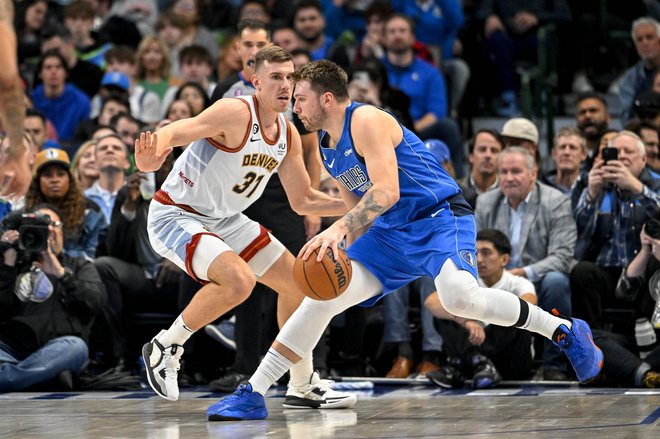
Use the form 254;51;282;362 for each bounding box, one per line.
574;168;660;268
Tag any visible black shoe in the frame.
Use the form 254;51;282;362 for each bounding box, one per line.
209;371;249;392
427;364;465;389
469;354;501;389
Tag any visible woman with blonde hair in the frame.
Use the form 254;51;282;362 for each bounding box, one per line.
136;35;180;101
71;139;99;191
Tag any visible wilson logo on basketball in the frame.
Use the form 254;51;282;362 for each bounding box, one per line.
334;259;347;289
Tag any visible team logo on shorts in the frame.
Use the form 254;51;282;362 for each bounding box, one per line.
459;250;475;268
252;124;259;134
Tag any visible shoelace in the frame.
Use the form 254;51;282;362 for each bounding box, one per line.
312;379;336;393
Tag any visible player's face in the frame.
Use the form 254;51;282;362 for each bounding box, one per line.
293;80;327;131
255;60;294;113
476;240;507;281
469;132;502;176
552;135;586;173
498;153;537;203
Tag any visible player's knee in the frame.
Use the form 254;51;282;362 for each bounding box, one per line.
436;273;478;316
210;264;256;303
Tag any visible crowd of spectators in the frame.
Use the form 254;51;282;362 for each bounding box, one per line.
1;0;659;392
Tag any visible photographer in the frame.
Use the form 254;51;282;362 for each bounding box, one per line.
571;130;660;329
0;205;105;392
590;221;660;388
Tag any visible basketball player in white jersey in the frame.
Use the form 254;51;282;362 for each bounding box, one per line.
135;46;356;410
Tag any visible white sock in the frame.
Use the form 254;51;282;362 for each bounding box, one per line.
158;314;195;347
249;348;293;395
520;301;572;340
289;356;313;389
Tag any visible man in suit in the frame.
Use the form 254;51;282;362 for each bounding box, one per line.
475;147;577;380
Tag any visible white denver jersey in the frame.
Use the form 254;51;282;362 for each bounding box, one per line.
156;95;291;218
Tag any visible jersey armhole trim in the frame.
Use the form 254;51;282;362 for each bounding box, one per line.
286;119;293;154
205;97;252;153
253;97;280;145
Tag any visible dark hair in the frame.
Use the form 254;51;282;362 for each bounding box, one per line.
14;0;49;35
292;60;349;101
25;173;85;236
41;24;73;43
174;81;211;110
179;45;212;66
364;1;393;21
110;112;142;129
37;50;69;75
294;0;323;17
476;229;512;256
624;118;660;136
254;45;293;72
30;203;64;222
290;48;311;61
104;45;136;65
155;10;187;31
64;0;95;19
576;91;608;108
237;19;269;34
101;95;131;114
26;108;46;125
468;128;504;154
384;13;416;33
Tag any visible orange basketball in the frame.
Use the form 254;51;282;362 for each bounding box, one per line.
293;247;353;300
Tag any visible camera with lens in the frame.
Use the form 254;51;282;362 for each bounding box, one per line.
0;211;53;258
646;219;660;240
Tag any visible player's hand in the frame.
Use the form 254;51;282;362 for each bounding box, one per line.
0;142;31;202
134;131;172;172
303;215;321;240
299;223;345;262
464;320;486;346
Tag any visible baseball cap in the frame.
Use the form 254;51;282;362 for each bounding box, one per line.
101;71;130;91
33;148;71;175
425;139;452;163
501;118;539;144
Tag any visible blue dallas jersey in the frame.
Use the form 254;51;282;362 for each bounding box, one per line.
319;102;464;228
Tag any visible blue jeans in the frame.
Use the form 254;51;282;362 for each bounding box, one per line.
534;271;572;372
0;336;88;392
382;279;443;353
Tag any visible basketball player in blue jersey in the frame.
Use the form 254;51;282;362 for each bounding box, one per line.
208;60;604;421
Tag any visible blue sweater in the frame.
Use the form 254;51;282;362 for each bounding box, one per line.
31;84;91;142
381;56;448;121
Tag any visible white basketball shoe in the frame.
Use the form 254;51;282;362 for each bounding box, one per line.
283;371;357;409
142;330;184;401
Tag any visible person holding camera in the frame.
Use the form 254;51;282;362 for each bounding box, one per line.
590;221;660;388
571;130;660;329
0;205;106;392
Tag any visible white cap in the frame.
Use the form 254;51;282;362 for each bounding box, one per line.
502;118;539;144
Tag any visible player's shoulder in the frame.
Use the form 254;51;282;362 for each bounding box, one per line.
210;96;252;117
351;103;396;126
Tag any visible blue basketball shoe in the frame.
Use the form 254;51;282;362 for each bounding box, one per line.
207;383;268;421
551;310;603;384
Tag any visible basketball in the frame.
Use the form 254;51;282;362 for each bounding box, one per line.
293;247;352;300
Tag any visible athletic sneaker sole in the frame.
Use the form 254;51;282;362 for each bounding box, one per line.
142;342;176;401
282;395;356;409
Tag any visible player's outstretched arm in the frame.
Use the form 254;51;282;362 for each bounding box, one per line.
278;122;347;217
0;0;29;201
152;98;250;156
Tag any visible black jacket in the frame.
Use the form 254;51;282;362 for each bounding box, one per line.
0;254;106;353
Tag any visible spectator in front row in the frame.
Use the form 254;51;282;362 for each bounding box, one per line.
592;222;660;388
571;130;660;329
0;205;106;392
476;147;576;380
425;229;536;388
25;149;106;260
458;129;504;208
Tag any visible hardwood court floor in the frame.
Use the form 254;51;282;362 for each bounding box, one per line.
1;385;659;438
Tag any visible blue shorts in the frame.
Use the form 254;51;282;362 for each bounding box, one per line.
347;198;477;307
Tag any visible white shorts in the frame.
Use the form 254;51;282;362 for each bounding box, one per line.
147;199;286;282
